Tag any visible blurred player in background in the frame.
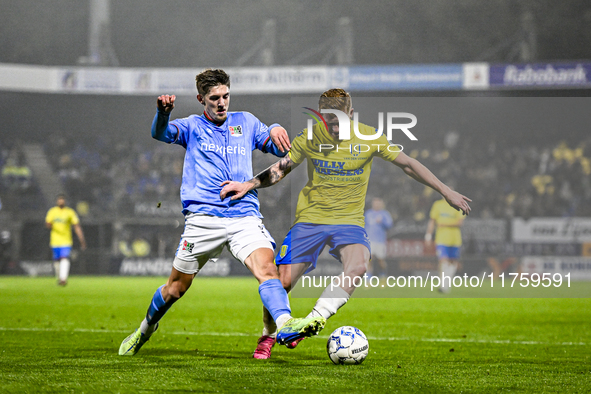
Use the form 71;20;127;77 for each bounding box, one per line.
119;69;325;357
364;197;393;278
221;88;471;359
425;196;465;293
45;194;86;286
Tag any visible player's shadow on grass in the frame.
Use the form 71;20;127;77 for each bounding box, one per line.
272;352;326;363
203;352;326;365
143;348;252;359
134;348;325;364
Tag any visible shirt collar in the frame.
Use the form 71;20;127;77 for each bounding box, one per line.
203;111;226;127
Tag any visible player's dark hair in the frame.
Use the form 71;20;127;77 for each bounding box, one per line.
195;69;231;96
319;88;352;113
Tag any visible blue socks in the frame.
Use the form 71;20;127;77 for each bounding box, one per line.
258;279;291;322
144;280;290;328
146;285;173;325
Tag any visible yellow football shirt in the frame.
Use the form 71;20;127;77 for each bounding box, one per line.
45;206;80;247
288;121;400;227
429;198;464;247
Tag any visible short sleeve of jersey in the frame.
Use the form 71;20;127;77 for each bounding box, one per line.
374;133;401;162
69;208;80;225
45;208;54;223
169;117;190;148
288;131;307;164
383;210;393;228
246;113;272;151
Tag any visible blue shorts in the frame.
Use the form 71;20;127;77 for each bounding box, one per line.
436;245;461;260
52;246;72;261
275;223;371;273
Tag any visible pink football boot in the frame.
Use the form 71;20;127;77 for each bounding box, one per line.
253;335;275;359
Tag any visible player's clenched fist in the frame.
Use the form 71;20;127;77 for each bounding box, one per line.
157;94;176;113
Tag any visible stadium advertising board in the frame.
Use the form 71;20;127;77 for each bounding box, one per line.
471;241;581;257
0;63;55;92
226;67;331;94
387;219;506;243
513;217;591;243
388;220;428;238
6;62;591;94
462;62;490;89
119;257;233;276
387;239;432;257
489;62;591;88
19;261;54;276
154;69;196;93
461;218;506;242
1;63;465;94
348;64;463;91
521;256;591;280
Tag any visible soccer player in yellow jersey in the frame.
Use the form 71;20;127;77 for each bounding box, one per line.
425;197;465;293
45;194;86;286
220;89;471;358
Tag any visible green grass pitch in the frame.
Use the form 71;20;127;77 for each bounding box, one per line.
1;276;590;393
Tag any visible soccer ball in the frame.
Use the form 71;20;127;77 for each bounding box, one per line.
326;326;369;365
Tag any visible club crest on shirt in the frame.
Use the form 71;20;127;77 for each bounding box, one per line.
229;125;243;137
280;244;288;258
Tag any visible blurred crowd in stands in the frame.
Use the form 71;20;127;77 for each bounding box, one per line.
0;141;43;213
2;130;590;227
370;131;591;222
1;144;32;192
42;133;184;216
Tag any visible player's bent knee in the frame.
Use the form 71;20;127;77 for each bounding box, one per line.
244;247;278;283
254;263;280;283
246;259;279;283
280;276;293;292
345;263;367;279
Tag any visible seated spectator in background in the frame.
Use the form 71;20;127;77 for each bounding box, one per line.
1;148;32;192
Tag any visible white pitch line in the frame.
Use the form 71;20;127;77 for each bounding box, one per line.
371;336;587;346
0;327;586;346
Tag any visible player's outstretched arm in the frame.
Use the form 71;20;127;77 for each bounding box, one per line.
74;224;87;251
151;95;178;143
220;155;296;201
393;152;472;215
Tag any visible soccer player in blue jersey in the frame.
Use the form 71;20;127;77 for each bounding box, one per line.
118;69;325;356
365;197;393;278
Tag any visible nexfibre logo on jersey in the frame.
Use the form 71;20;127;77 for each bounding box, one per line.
302;107;417;154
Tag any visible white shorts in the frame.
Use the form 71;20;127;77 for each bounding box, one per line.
173;213;275;275
370;242;387;260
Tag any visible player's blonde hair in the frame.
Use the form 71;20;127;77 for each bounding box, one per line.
195;69;231;96
319;88;352;114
